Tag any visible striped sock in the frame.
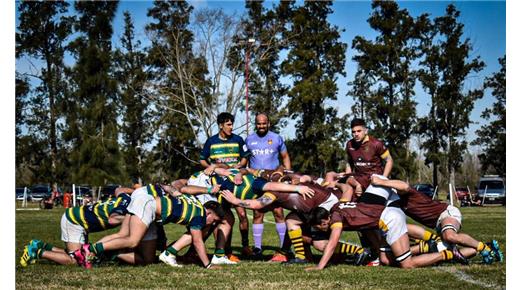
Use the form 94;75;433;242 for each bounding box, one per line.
419;240;430;254
477;241;491;253
334;242;364;256
288;228;305;260
91;243;104;255
423;231;440;242
441;249;454;261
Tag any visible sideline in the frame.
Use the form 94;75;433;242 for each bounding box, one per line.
437;266;500;289
16;208;40;211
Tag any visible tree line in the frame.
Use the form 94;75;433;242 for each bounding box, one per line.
15;0;505;191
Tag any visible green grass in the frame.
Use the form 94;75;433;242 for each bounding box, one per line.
15;205;506;289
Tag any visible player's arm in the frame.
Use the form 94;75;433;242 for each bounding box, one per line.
180;184;221;195
233;157;248;169
114;187;133;197
220;190;275;210
306;226;342;271
382;151;393;177
190;228;215;269
280;150;291;171
262;182;314;199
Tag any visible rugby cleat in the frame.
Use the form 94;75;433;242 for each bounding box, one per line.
227;254;240;263
80;244;96;269
159;251;182;268
241;246;254;257
451;246;469;265
252;247;263;258
269;252;288;263
366;257;380;267
20;240;41;267
488;240;504;263
211;255;237;265
354;249;371;266
480;248;494;265
283;257;308;265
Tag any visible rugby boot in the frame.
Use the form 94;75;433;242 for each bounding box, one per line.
488;240;504;263
159;251;182;267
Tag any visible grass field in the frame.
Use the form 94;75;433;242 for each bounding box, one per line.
15;203;506;289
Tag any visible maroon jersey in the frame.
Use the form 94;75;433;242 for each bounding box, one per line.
262;182;332;213
400;188;448;229
329;202;385;231
346;135;389;189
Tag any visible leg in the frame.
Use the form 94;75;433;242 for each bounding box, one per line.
235;206;251;255
252;210;265;250
273;207;286;248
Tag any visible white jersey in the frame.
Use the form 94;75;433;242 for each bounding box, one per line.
364;174;400;206
188;171;217;205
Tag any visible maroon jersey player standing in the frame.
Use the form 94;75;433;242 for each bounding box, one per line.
325;118;393;202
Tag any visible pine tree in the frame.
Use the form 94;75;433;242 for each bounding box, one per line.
350;1;421;180
16;1;73;184
281;1;347;175
114;11;152;183
67;1;121;187
472;56;505;176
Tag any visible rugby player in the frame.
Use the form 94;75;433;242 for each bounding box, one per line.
73;184;224;269
220;182;370;265
20;188;132;267
246;113;291;258
200;112;252;257
370;176;504;264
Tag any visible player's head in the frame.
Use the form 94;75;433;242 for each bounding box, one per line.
203;201;225;224
350;118;368;142
217;112;234;137
309;207;331;232
255;113;270;136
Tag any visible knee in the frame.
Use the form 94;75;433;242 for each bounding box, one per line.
442;230;458;244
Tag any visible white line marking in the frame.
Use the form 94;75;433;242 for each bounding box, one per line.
16;208;40;211
437;266;499;289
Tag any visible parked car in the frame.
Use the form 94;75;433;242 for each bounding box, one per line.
476;175;506;205
455;187;470;200
16;187;31;201
30;184;52;201
413;184;435;198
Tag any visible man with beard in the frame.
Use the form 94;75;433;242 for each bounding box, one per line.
245;113;291;260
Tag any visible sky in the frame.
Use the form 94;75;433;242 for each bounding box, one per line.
14;1;506;153
112;1;505;153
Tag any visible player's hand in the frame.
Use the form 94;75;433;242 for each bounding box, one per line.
207;264;222;270
220;190;236;203
233;173;243;185
204;165;216;175
296;186;314;200
210;184;221;194
305;266;322;271
171;190;182;197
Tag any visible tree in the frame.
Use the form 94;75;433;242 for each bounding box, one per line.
472;56;505;176
428;4;485;187
281;1;347;175
66;1;122;187
113;11;153;183
145;0;206;179
16;1;73;184
350;1;422;180
235;0;291;130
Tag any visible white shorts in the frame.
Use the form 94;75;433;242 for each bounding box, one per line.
379;207;408;246
436;205;462;233
127;187;157;228
318;194;339;211
60;214;87;244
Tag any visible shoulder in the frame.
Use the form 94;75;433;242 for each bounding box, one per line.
231;133;245;142
245;133;258;143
